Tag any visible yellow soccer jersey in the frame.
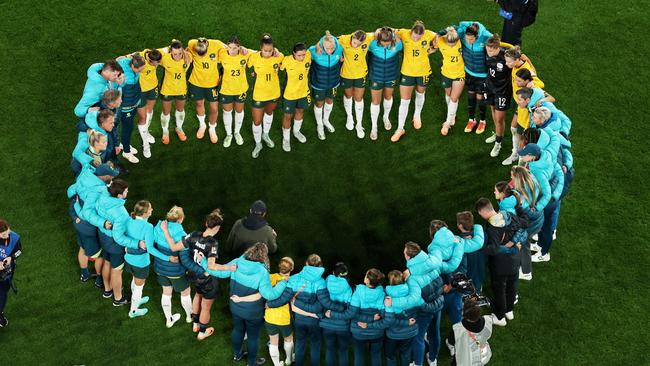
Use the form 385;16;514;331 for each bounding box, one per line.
264;273;291;326
434;37;465;79
160;50;192;96
512;60;544;98
219;49;250;96
187;39;224;88
339;33;374;79
398;28;436;77
138;49;159;92
248;51;284;101
281;51;311;100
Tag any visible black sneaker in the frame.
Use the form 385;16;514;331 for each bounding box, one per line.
0;313;7;328
102;290;113;298
94;276;104;289
113;297;129;307
233;351;248;362
255;358;265;365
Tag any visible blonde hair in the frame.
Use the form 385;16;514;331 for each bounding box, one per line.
131;200;152;218
278;257;294;275
445;27;459;43
166;206;184;222
533;107;552;123
88;130;106;148
306;254;322;267
505;45;522;60
323;30;336;48
512;166;538;207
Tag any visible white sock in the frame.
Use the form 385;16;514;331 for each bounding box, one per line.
252;124;263;144
161;294;173;321
146;111;153;127
160;113;170;134
209;123;216;132
235;111;244;134
323;102;333;123
137;124;148;140
223;110;233;135
282;127;290;140
354;99;364;127
131;278;136;293
180;294;192;318
414;91;425;120
263;113;273;134
445;95;451;105
130;283;143;312
383;98;393;119
293;119;303;133
283;340;294;363
511;127;519;154
175;110;184;130
269;344;281;366
197;114;206;129
398;99;411;130
314;106;323;128
343;96;353;119
447;101;459;124
370;104;380;130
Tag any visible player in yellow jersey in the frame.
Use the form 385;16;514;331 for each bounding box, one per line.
187;37;226;144
432;27;466;136
392;21;436;142
503;46;544;165
219;36;252;148
338;30;374;138
135;49;162;158
247;34;284;159
280;43;312;152
159;40;192;145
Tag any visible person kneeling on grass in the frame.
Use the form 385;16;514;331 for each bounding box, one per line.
446;297;493;366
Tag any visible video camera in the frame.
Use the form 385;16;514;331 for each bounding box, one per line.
450;272;490;308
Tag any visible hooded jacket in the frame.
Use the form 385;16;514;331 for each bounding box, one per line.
309;36;344;90
457;21;492;77
329;284;386;340
428;227;464;274
319;274;353;332
406;251;445;315
368;283;423;340
152;221;188;277
267;265;327;327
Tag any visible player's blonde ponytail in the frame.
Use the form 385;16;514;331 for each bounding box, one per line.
445;27;459;43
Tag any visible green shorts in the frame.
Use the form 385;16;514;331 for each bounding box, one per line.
139;88;159;107
189;83;219;102
369;79;396;90
157;274;190;292
252;99;279;108
283;96;311;113
312;87;337;101
265;322;293;337
161;93;187;101
340;77;366;89
516;125;526;135
220;93;247;104
125;263;150;280
400;74;431;87
440;75;465;89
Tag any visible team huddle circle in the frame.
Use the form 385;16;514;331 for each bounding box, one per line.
64;14;574;366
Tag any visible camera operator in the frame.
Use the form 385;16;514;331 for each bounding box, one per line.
0;219;22;328
447;297;493;366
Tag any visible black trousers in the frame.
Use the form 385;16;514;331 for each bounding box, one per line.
0;278;11;313
491;272;517;319
502;14;525;46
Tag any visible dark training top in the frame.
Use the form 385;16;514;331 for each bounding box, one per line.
486;49;512;94
181;231;219;275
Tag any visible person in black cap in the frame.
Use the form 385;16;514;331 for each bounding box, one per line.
225;200;278;258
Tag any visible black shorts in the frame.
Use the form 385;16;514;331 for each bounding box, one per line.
486;90;511;111
191;273;220;300
466;75;487;93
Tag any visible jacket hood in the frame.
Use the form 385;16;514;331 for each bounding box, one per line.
536;128;551;150
299;266;325;282
385;283;409;297
355;284;385;305
326;275;353;302
242;214;268;230
529;150;553;177
97;195;125;211
527;87;546;109
236;257;266;276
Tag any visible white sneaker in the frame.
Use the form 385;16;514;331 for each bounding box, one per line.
252;143;263;159
143;144;151;159
262;133;275;148
491;314;507;326
370;128;377;141
282;139;291;152
223;135;233;148
530;243;542;252
234;133;244;146
324;120;335;133
317;126;326;140
532;233;539;242
186;314;192;323
147;132;155;144
122;152;139;164
129;145;138;154
293;130;307;143
429;359;437;366
531;252;550;262
553;230;557;240
485;132;496;144
383;116;392;130
519;269;532;281
356;126;365;139
514;294;519;305
502;153;518;166
505;311;514;320
166;313;181;328
345;117;354;131
490;142;502;157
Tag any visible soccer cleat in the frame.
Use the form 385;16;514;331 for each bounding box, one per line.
345;117;354;131
128;145;138;154
113;297;129;307
252;143;263;159
94;276;103;289
413;118;422;130
176;128;187;142
162;133;170;145
464;119;476;133
193;323;200;333
262;133;275;148
476;120;486;134
282;139;291;152
0;313;7;328
138;296;150;307
197;327;215;341
491;314;507;326
102;290;113;299
490;142;502;157
530;243;542;252
485;132;497;144
122;152;139;164
317;126;326;140
502;153;518;166
233;351;249;362
143;144;151;159
293;131;307;143
80;272;90;283
356;126;365;139
234;133;244;146
441;122;451;136
128;308;148;319
383;116;392;130
209;129;218;144
370;128;378;141
505;311;514;321
519;269;532;281
166;313;182;328
390;129;405;142
255;358;266;366
196;125;206;139
186;315;193;323
223;135;233;148
531;252;550;263
324;120;335;133
146;132;155;144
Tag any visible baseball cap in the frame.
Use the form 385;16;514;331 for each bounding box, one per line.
250;200;267;215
